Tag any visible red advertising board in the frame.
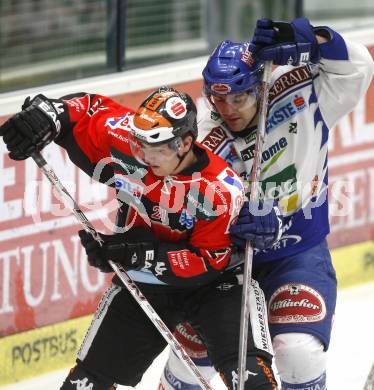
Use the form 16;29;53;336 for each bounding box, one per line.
328;46;374;247
0;143;117;336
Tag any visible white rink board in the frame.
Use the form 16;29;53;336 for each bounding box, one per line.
0;29;373;117
2;282;373;390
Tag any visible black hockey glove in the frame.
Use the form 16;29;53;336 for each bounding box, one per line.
0;94;62;160
78;227;157;273
251;17;321;65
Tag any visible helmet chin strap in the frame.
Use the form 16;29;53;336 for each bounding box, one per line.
241;99;260;130
171;144;193;174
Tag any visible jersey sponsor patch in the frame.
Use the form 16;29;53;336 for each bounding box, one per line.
261;163;297;200
167;250;207;277
217;167;244;232
262;138;287;162
179;208;197;229
200;248;231;270
268;283;327;324
154;262;167;276
266;95;307;134
244;130;256;144
174;323;208;359
241;43;256;66
105;113;132;131
268;66;312;104
217;167;244;194
87;97;108;117
254;234;302;255
240;144;255;161
185;187;219;221
282;372;326;390
114;175;144;204
65;96;87;116
165;97;187;119
200;126;228;152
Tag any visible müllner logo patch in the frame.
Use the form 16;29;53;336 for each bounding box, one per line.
268;283;326;323
211;83;231;94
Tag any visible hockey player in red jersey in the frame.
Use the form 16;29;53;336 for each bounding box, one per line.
158;17;374;390
0;87;278;389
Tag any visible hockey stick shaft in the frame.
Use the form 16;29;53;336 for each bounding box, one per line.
237;60;273;390
31;151;213;390
363;363;374;390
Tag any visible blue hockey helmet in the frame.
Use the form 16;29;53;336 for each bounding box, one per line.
203;40;264;96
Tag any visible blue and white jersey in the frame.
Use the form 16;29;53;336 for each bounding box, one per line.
198;33;374;262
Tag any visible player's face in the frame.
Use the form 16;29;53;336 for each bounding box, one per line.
211;91;257;132
130;135;183;176
140;143;181;176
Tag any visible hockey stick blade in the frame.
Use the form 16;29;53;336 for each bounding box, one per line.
31;151;213;390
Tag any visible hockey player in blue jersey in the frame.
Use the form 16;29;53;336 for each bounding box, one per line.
159;17;374;390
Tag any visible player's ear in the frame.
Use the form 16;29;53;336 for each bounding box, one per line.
181;134;194;151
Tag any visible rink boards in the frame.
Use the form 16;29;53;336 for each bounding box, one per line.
0;315;92;386
0;29;373;386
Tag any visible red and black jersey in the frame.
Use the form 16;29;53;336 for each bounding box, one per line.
54;93;245;286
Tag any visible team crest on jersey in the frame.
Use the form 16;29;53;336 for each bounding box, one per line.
266;94;307;133
268;283;326;324
105;113;132;131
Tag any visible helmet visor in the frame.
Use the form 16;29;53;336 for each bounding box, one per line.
210;90;257;112
129;132;182;167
